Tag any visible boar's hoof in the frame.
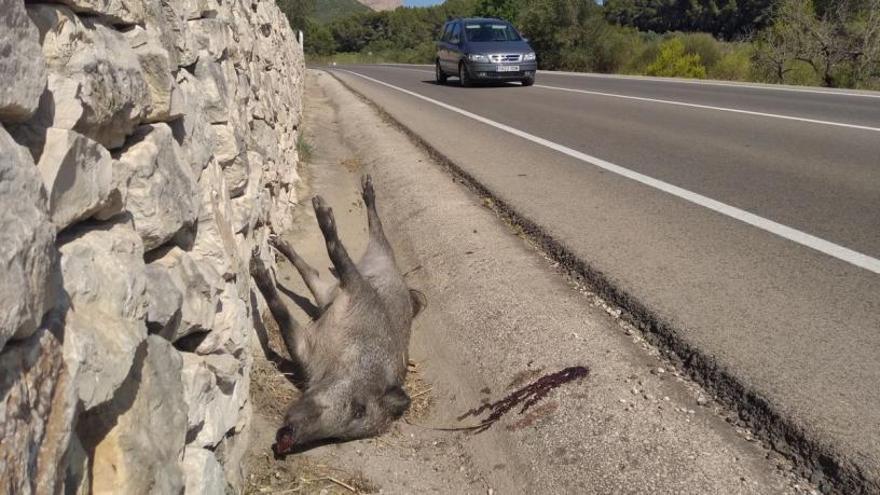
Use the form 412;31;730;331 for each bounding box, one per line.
361;174;375;205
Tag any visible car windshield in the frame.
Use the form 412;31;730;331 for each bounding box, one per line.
464;22;521;42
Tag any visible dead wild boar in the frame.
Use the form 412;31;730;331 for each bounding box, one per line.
251;175;424;454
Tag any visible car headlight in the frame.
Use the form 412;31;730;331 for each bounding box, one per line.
467;54;490;63
524;52;536;61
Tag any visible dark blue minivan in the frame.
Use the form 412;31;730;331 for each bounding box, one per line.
435;17;537;87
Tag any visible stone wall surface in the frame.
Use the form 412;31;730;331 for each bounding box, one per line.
0;0;304;491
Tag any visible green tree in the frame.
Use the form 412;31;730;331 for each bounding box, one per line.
603;0;774;40
276;0;316;32
754;0;880;87
646;38;707;78
474;0;526;22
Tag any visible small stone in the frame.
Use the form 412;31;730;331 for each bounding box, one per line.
651;367;666;375
696;396;709;406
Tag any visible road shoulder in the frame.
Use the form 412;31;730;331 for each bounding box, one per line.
241;69;815;494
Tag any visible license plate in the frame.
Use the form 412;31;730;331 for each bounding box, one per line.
497;65;519;72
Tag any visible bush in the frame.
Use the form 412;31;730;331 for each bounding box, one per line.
646;38;707;78
679;32;722;68
708;44;755;81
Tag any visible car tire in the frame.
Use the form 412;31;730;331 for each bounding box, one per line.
435;61;447;85
522;75;535;87
459;63;472;87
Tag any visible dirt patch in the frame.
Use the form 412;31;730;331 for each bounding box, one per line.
244;452;378;495
340;157;364;173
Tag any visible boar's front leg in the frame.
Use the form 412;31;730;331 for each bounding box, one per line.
250;255;304;369
271;237;337;309
313;195;361;288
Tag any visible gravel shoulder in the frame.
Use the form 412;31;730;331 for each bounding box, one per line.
240;70;817;494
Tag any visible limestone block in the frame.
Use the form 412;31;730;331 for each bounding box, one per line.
143;0;190;69
27;5;150;149
193;351;249;447
194;55;230;124
144;261;183;335
213;400;252;491
115;124;199;251
59;219;148;410
0;328;76;495
231;152;264;234
53;0;146;25
0;0;47;122
182;0;212;20
125;26;181;123
223;155;250;200
212;123;241;166
181;350;248;448
192;160;240;280
37;128;113;231
0;126;57;351
188;18;231;62
82;335;186;495
181;448;226;495
151;247;224;342
181;352;215;436
172;69;215;179
195;282;250;358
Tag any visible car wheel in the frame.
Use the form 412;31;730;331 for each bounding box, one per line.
435;61;447;84
459;63;472;87
522;75;535;87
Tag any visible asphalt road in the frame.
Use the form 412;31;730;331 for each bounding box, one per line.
327;65;880;492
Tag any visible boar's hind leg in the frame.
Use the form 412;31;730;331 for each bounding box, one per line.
250;256;303;366
271;237;336;309
313;195;361;287
362;174;391;251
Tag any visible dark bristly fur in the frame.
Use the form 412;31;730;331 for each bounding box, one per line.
251;175;424;454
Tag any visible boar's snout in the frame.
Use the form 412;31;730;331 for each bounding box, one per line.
273;425;296;456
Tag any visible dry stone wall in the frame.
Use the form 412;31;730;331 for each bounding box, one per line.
0;0;304;491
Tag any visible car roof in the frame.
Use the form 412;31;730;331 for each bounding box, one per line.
447;17;510;24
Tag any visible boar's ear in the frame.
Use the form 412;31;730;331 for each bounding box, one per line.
381;386;411;419
409;289;427;318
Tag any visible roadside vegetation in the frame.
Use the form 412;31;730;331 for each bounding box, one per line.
281;0;880;90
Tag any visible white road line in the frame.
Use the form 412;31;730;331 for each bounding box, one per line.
371;65;880;131
535;84;880;133
334;68;880;275
541;70;880;99
377;63;880;99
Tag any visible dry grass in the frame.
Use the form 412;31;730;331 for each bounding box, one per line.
404;360;434;421
244;454;378;494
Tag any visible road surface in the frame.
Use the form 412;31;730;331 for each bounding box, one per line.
326;64;880;493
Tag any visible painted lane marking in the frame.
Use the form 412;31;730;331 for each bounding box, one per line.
335;68;880;275
370;65;880;131
541;70;880;99
376;63;880;99
534;84;880;133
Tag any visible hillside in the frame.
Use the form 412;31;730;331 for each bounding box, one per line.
314;0;371;23
358;0;403;11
